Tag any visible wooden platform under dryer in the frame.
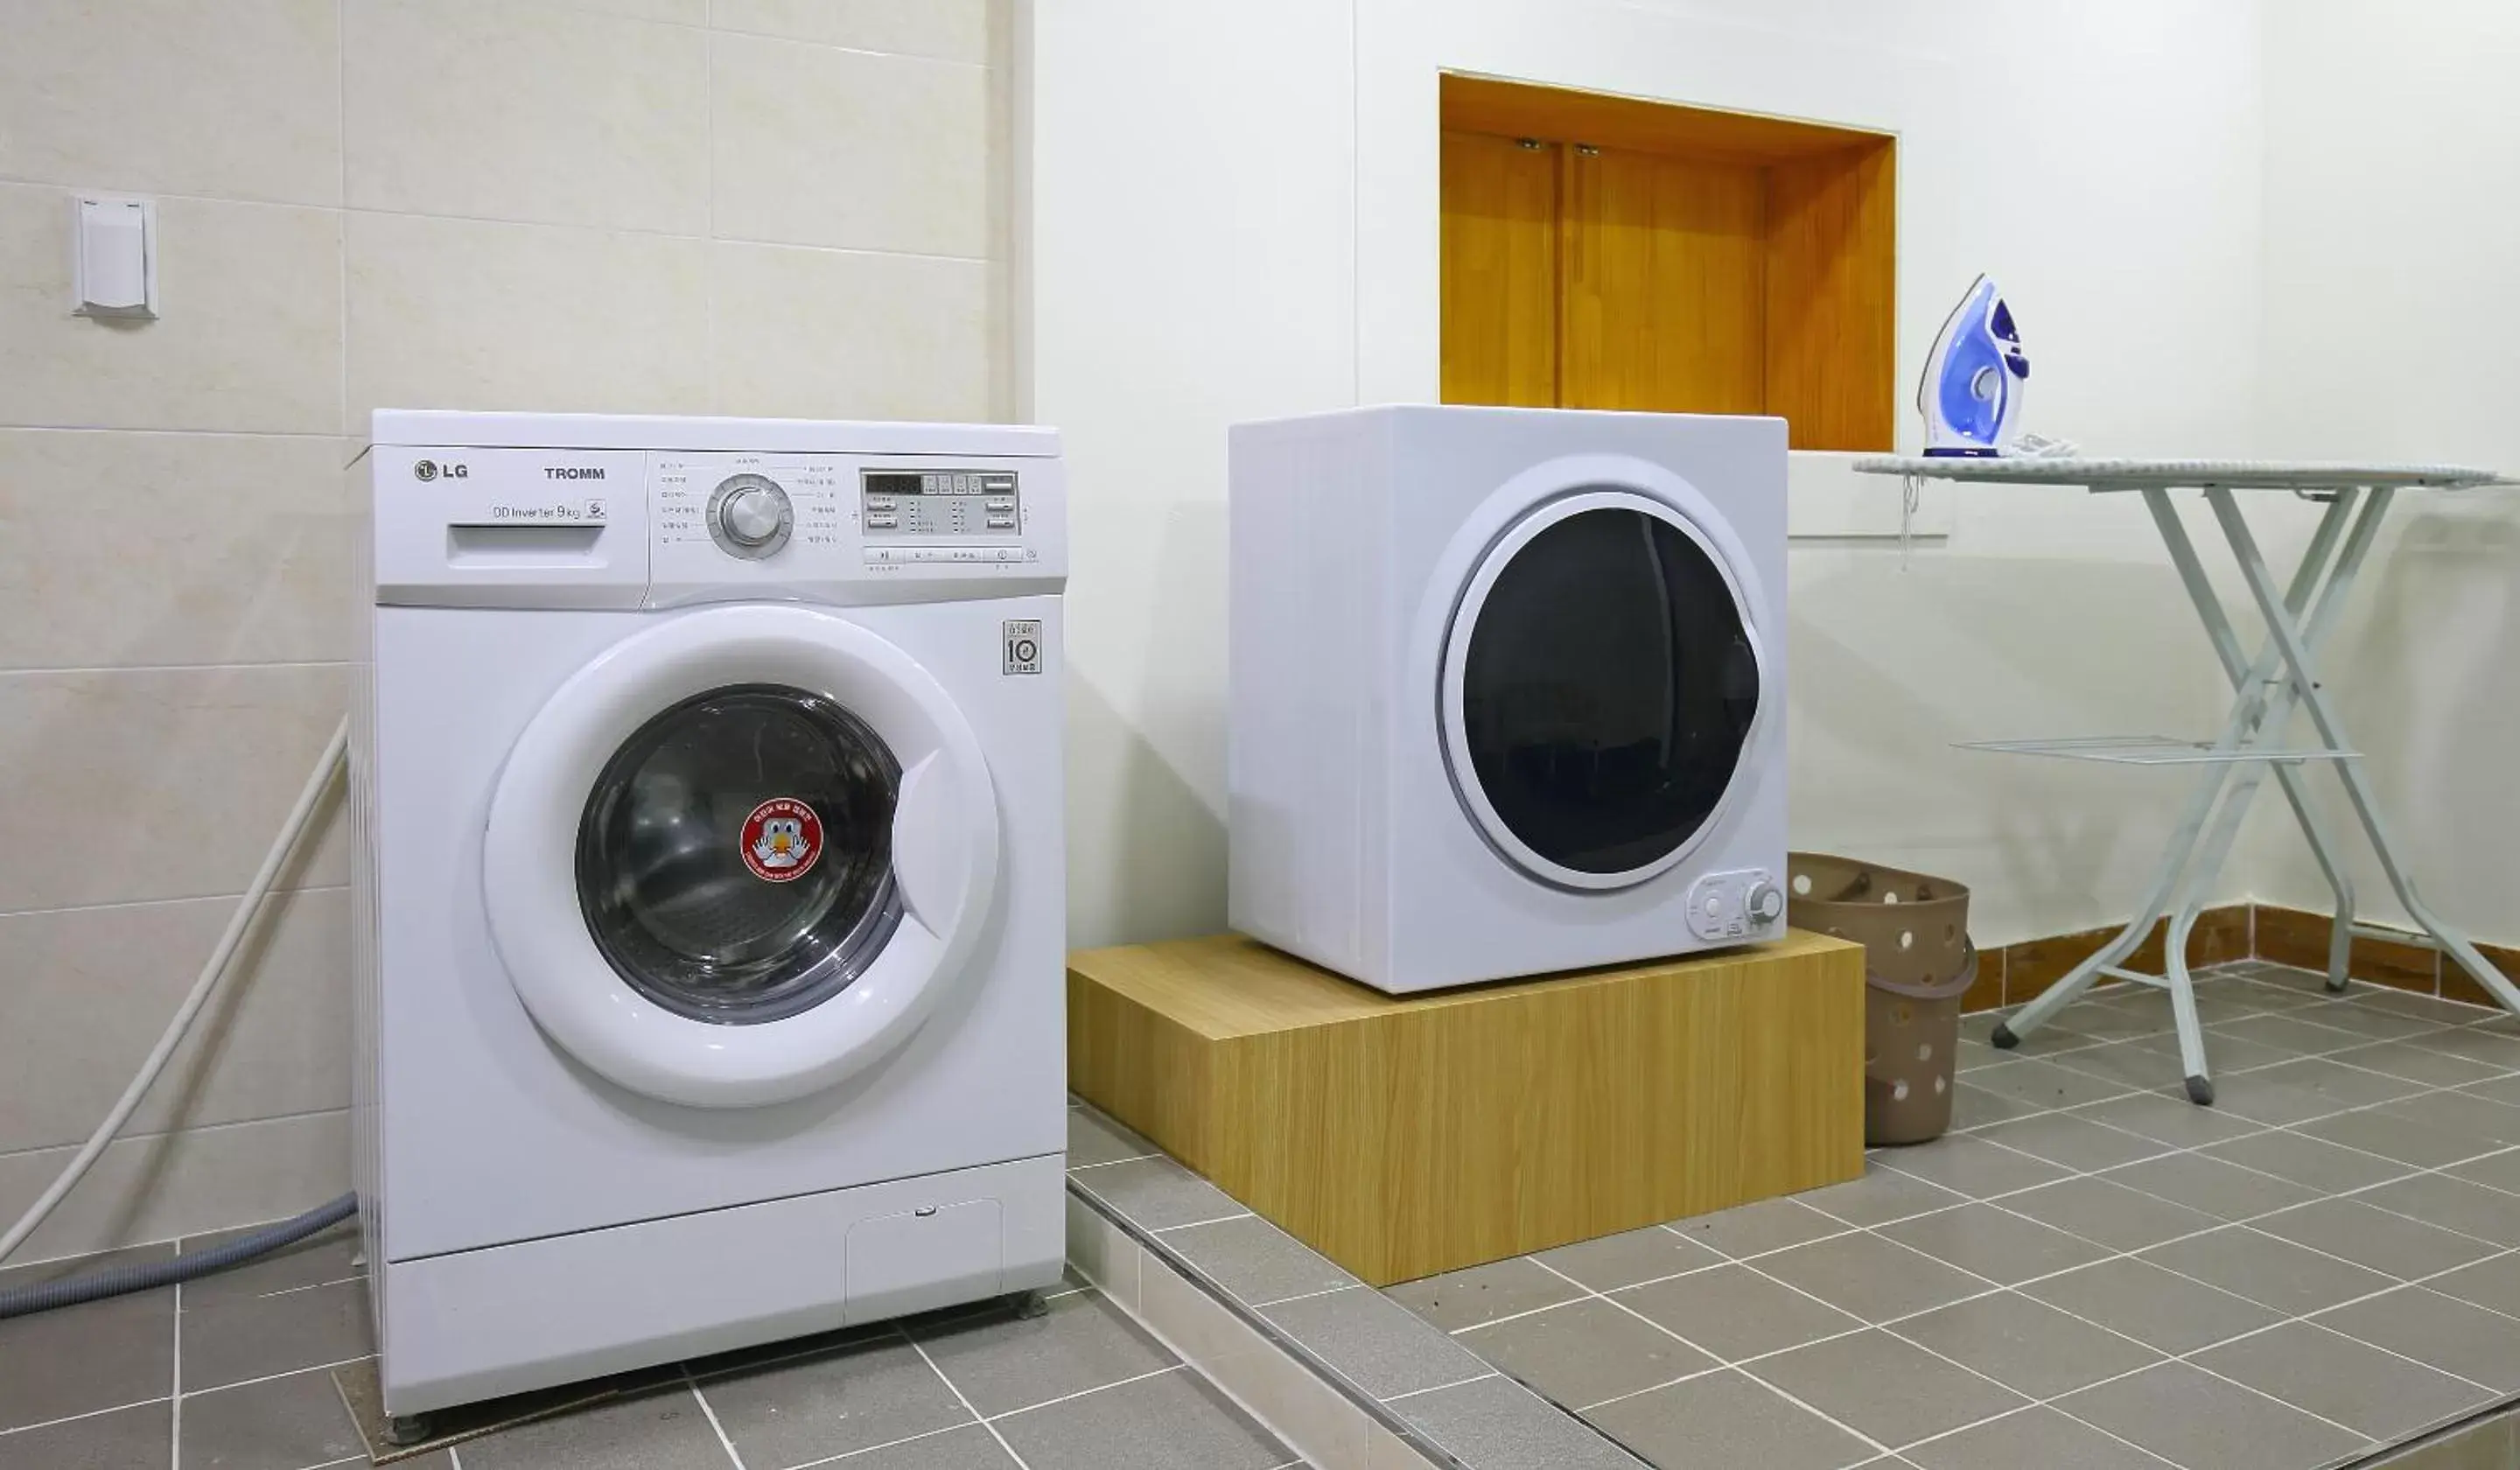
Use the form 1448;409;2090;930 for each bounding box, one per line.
1067;929;1866;1285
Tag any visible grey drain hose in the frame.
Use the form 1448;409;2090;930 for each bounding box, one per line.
0;1192;358;1320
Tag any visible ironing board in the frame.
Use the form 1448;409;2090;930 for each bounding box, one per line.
1852;457;2516;1103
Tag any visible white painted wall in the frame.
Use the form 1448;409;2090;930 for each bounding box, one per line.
1028;0;2271;949
2244;1;2520;949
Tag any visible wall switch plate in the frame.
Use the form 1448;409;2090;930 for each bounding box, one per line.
73;195;157;320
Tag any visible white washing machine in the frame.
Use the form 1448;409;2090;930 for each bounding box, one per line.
353;411;1068;1418
1228;405;1787;993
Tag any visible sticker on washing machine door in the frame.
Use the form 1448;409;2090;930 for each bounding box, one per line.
740;797;824;883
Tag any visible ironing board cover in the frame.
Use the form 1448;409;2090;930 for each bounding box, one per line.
1852;458;2500;490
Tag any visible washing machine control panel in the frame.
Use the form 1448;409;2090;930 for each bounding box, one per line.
1686;868;1784;942
647;451;1064;603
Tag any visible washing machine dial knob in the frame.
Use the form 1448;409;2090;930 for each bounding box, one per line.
1746;880;1784;924
708;475;793;557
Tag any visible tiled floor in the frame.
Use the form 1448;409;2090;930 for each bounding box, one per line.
0;1222;1299;1470
1066;1105;1645;1469
1390;962;2520;1470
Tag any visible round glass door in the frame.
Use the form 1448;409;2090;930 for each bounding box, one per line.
1440;491;1763;890
576;684;906;1026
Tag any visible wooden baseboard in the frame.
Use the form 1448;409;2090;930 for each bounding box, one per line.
1977;902;2520;1012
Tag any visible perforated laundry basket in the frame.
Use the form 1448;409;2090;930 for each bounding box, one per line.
1787;853;1977;1145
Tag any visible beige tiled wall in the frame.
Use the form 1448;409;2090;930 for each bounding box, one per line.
0;0;1008;1264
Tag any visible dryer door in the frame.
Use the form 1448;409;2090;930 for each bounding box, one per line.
1439;489;1766;892
481;604;999;1108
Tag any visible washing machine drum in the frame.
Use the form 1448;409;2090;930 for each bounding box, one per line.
482;605;1000;1110
1440;489;1766;892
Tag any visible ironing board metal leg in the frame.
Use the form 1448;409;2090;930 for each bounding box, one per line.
2150;489;2367;995
2204;487;2520;1020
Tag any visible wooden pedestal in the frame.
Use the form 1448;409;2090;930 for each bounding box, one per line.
1067;930;1866;1285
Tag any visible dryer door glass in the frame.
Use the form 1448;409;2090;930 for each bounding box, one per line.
575;683;905;1025
1455;502;1759;880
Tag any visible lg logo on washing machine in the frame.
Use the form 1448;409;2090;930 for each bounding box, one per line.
411;458;468;482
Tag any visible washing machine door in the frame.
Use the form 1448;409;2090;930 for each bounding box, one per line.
481;604;998;1109
1438;488;1766;892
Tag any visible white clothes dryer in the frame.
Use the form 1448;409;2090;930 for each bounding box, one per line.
354;412;1067;1418
1228;405;1786;993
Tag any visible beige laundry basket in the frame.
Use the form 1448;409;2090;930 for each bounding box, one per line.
1787;853;1977;1146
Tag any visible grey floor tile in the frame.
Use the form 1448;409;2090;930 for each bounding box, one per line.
177;1362;366;1470
1970;1112;2167;1172
175;1220;363;1310
1461;1297;1715;1410
457;1386;734;1470
1746;1329;2027;1451
0;1247;173;1432
1874;1135;2070;1200
2297;1005;2467;1043
2206;1068;2362;1126
1664;1198;1847;1261
1067;1156;1248;1231
696;1328;970;1466
2054;1361;2370;1470
1959;1059;2135;1113
1751;1231;1995;1325
2099;1151;2323;1222
1395;1375;1644;1470
2252;1197;2502;1279
1264;1287;1490;1400
1066;1107;1159;1168
2381;1090;2520;1146
909;1290;1169;1418
2021;1257;2285;1354
831;1424;1018;1468
2427;1254;2520;1318
2198;1129;2418;1194
1160;1214;1356;1307
2328;1040;2513;1089
2299;1107;2506;1168
2140;1225;2398;1315
1963;1012;2094;1049
1876;1203;2110;1286
1587;1368;1878;1470
1953;1038;2002;1073
178;1277;372;1393
2127;1028;2302;1075
2212;1012;2371;1057
1388;1257;1585;1333
2336;990;2502;1027
2048;1040;2195;1092
2191;1320;2493;1441
1902;1405;2176;1470
1796;1164;1970;1228
1536;1227;1725;1293
2401;1026;2520;1067
2316;1286;2520;1393
2446;1148;2520;1195
0;1398;171;1470
995;1368;1289;1470
1983;1176;2222;1254
682;1320;892;1380
1889;1292;2162;1399
1948;1081;2044;1130
2462;1073;2520;1105
1612;1263;1863;1362
2242;1057;2434;1110
2071;1090;2269;1147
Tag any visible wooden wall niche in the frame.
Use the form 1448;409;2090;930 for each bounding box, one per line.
1440;74;1896;452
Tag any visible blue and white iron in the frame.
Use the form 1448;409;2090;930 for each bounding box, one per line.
1920;274;2030;457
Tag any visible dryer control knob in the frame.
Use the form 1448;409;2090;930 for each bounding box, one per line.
1746;881;1784;924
